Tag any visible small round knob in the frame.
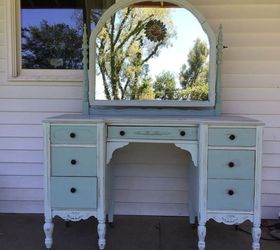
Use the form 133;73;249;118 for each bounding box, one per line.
71;159;77;165
228;162;235;168
119;130;125;136
228;190;234;196
180;131;186;137
229;134;236;140
70;188;76;193
70;132;76;138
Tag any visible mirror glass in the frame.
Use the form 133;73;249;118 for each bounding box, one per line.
93;1;213;104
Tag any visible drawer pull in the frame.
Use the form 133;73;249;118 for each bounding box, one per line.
70;159;77;165
119;130;125;136
180;131;186;136
70;188;76;193
70;132;76;138
228;162;235;168
229;134;236;141
228;190;234;196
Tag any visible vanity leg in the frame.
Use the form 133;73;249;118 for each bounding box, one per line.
97;218;106;250
43;218;54;249
198;223;206;250
252;224;261;250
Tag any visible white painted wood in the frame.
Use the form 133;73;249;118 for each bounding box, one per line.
114;202;188;216
0;0;279;220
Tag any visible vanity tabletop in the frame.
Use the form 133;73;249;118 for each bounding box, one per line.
44;114;264;126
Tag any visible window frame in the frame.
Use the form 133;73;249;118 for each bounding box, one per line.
7;0;83;82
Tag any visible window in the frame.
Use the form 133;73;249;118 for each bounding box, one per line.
8;0;114;80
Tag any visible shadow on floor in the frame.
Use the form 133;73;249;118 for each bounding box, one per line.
0;214;279;250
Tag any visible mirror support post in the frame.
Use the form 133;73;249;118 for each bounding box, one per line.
215;24;224;116
83;24;90;115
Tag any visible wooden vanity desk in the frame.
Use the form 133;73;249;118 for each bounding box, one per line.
43;114;263;250
43;1;264;249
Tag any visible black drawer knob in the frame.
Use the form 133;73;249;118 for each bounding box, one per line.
229;134;236;140
71;159;77;165
70;132;76;138
119;130;125;136
180;131;186;136
228;190;234;196
70;188;76;193
228;162;235;168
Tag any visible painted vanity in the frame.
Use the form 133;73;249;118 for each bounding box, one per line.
43;0;264;249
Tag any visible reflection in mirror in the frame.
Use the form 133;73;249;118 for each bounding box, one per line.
94;2;210;103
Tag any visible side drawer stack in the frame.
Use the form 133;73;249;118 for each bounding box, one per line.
207;128;256;212
50;125;98;209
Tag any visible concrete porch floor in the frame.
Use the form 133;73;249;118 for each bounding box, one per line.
0;214;279;250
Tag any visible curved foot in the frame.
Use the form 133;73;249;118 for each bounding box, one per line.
98;220;106;250
44;220;54;249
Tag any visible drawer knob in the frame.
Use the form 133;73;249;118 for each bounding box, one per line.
119;130;125;136
71;159;77;165
70;132;76;138
228;190;234;196
70;188;76;193
228;162;235;168
229;134;236;140
180;131;186;136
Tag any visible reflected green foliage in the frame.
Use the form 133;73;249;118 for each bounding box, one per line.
96;7;175;100
153;71;176;100
22;21;83;69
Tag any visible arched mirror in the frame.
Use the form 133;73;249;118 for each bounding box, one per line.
89;0;217;108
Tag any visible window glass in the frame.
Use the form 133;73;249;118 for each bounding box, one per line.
20;0;115;70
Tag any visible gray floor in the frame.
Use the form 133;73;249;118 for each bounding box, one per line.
0;214;279;250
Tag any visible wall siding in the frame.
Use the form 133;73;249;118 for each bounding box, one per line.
0;0;279;219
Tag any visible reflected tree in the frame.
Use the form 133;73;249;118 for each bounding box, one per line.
22;20;83;69
96;7;175;100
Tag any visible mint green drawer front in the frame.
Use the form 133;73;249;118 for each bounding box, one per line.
51;125;97;144
208;150;255;179
51;147;97;177
207;179;254;211
208;128;256;147
107;126;198;140
50;177;97;209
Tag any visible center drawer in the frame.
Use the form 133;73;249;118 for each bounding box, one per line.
51;147;97;177
207;179;254;211
50;177;97;209
208;150;255;179
107;126;198;140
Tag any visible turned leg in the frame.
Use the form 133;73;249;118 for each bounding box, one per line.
198;223;206;250
43;219;54;249
252;224;261;250
98;218;106;250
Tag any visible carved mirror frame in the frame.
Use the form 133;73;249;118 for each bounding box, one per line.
88;0;217;108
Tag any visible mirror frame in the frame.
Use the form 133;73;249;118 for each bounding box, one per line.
89;0;217;108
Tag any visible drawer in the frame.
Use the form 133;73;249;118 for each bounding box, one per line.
50;177;97;209
51;147;97;177
208;150;255;179
107;126;198;140
207;179;254;211
208;128;256;147
51;125;97;144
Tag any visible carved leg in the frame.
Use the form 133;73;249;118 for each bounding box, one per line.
43;219;54;249
97;219;106;250
198;223;206;250
252;225;261;250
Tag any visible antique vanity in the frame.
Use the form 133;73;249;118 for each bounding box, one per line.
43;1;264;250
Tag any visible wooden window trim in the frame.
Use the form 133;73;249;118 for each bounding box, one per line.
7;0;83;82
